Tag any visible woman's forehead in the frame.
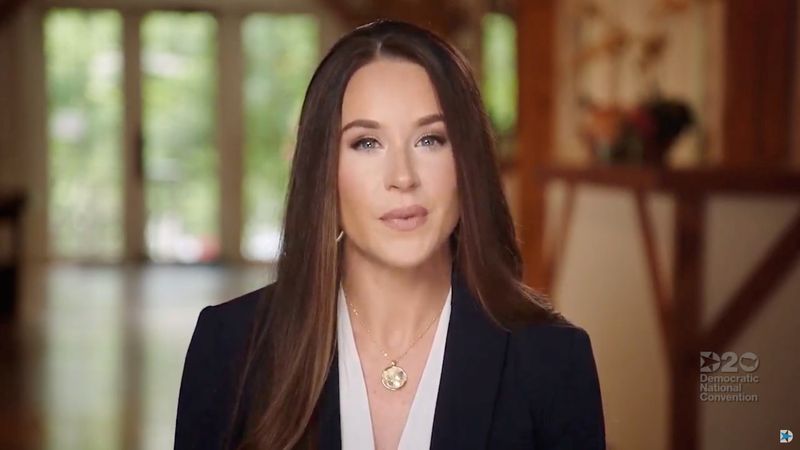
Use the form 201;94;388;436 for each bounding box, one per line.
341;59;443;126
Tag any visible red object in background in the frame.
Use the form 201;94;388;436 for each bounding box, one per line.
580;96;694;165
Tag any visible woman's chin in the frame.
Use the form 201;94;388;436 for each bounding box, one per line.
381;255;430;270
379;242;449;271
345;234;448;270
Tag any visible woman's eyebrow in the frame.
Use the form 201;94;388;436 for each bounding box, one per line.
340;113;445;134
341;119;380;133
415;113;444;127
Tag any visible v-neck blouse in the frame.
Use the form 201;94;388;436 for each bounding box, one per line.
336;284;453;450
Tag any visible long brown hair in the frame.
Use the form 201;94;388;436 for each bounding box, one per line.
229;19;560;450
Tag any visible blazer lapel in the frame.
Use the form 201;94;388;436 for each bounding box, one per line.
429;270;509;449
315;269;510;450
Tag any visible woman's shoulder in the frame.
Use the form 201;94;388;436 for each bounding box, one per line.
505;320;605;445
180;280;277;373
506;317;598;378
178;281;277;398
509;317;592;353
193;281;276;343
201;281;276;323
502;315;599;390
175;282;277;449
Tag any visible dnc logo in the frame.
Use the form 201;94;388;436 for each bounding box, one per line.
780;429;793;443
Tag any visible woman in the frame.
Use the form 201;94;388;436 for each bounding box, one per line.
175;19;605;450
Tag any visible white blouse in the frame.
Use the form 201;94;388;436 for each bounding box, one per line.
337;283;452;450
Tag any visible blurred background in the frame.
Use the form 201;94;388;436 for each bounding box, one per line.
0;0;798;449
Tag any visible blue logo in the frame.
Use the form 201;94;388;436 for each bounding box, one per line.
780;429;793;443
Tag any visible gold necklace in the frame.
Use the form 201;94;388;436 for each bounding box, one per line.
345;293;440;391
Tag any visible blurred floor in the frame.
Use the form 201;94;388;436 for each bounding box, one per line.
0;263;275;450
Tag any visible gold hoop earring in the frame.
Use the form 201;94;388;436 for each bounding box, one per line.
335;230;344;243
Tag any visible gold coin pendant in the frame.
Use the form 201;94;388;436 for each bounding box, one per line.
381;362;407;391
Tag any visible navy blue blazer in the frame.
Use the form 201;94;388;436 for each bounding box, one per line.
175;271;606;449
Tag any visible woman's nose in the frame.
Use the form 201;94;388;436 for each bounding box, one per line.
385;146;419;191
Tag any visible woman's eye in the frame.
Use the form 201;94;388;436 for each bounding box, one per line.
417;134;446;148
351;137;380;151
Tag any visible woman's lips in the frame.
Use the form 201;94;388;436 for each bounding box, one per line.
380;205;429;231
381;214;428;231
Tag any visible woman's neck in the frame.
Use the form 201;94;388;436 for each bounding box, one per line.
340;246;452;352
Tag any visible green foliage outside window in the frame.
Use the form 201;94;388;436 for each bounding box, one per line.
242;15;319;260
46;9;123;261
482;13;518;159
142;12;218;262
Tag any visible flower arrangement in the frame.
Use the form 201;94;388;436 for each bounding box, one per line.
573;0;699;166
579;96;694;165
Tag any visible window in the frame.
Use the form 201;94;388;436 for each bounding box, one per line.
242;14;319;261
142;12;219;263
482;12;518;158
45;9;123;261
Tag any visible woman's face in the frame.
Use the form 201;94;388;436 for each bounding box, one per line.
337;58;459;269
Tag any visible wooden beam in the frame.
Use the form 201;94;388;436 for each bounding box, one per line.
316;0;466;38
217;12;244;263
703;210;800;350
0;0;27;28
633;190;672;356
535;165;800;195
668;194;705;450
16;2;48;262
123;12;146;261
722;0;798;166
542;184;575;294
517;0;556;291
794;2;800;166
